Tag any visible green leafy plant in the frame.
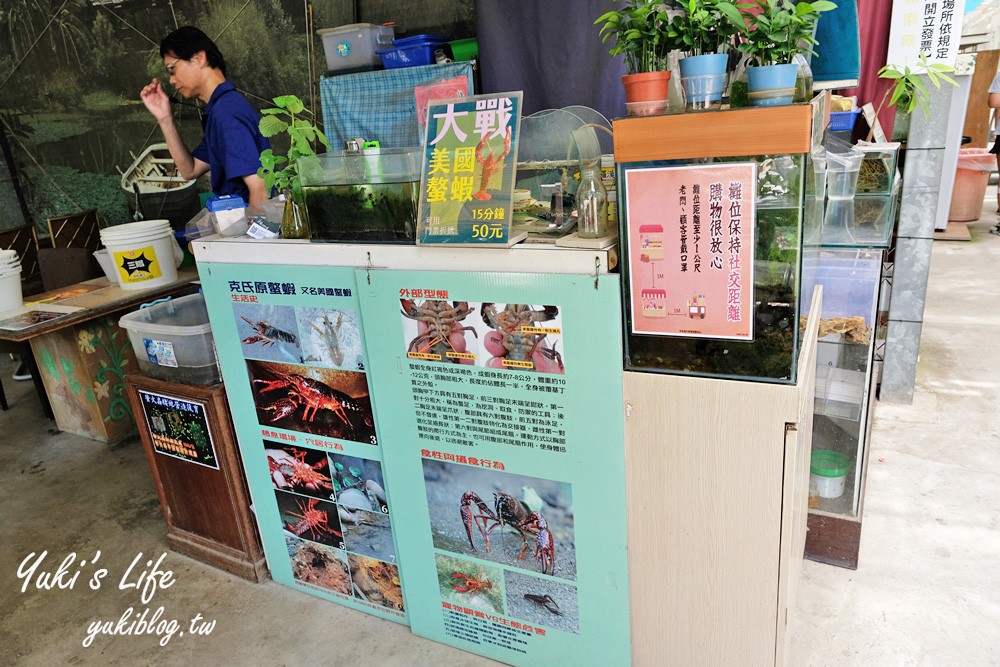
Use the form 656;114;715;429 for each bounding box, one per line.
736;0;837;66
595;0;675;74
666;0;745;56
257;94;330;202
865;53;957;141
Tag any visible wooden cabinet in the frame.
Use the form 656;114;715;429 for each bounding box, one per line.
614;105;822;665
623;294;820;665
125;374;267;582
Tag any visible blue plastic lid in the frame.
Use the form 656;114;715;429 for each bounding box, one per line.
206;194;246;211
392;34;452;47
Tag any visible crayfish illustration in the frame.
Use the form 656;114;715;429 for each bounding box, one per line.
253;371;362;425
284;497;342;543
460;491;555;575
481;303;563;372
451;572;493;594
241;316;298;349
268;447;333;493
401;299;477;363
472;126;512;201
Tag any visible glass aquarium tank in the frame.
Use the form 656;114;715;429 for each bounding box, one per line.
800;248;882;516
298;147;421;244
618;153;806;383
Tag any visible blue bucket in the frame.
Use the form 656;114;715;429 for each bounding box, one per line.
679;54;728;105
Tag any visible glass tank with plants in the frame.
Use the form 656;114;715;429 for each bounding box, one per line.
618;152;806;383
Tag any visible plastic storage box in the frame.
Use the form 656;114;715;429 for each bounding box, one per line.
317;23;395;74
377;34;452;69
119;294;221;384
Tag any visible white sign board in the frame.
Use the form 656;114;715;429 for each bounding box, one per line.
886;0;967;68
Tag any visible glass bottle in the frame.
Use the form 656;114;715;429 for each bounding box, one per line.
576;162;608;239
728;55;750;109
793;54;814;103
281;188;309;239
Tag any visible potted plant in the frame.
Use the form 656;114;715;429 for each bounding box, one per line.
596;0;676;114
736;0;836;107
666;0;744;109
866;53;957;142
257;94;331;239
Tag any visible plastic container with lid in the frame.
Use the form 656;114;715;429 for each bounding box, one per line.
377;34;453;69
810;449;851;499
317;23;395;74
119;294;221;384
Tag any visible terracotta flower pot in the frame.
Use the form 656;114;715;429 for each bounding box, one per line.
621;71;671;103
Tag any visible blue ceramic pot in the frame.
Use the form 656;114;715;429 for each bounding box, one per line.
746;63;799;106
678;53;728;105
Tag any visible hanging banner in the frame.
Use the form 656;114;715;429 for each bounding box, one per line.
886;0;967;68
358;269;630;666
623;163;757;340
416;92;522;246
200;263;407;624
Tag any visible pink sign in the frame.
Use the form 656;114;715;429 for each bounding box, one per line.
624;163;756;340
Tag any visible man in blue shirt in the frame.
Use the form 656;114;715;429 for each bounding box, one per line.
140;26;268;206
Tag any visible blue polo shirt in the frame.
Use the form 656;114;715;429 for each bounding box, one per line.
192;81;269;201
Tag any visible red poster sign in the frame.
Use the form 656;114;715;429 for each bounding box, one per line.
624;163;756;340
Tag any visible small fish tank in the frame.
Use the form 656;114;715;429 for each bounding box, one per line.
298;147;421;244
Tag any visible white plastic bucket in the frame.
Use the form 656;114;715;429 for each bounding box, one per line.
0;269;23;311
100;220;178;290
93;249;118;282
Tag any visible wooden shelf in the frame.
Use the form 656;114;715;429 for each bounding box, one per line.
613;105;814;162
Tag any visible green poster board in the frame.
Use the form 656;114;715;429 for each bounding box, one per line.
200;263;407;623
358;269;630;664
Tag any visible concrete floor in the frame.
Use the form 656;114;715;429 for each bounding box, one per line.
1;196;998;665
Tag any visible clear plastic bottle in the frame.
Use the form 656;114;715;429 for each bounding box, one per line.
576;162;608;239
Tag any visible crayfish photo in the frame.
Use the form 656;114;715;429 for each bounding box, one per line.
233;303;303;364
275;490;344;550
246;360;377;443
423;460;576;580
435;553;504;615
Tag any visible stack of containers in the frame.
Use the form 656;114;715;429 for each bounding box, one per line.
0;249;22;312
99;219;179;290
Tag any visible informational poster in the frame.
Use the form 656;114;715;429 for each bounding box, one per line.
359;269;630;666
624;163;757;340
200;264;406;623
138;389;218;469
886;0;966;68
416;92;522;246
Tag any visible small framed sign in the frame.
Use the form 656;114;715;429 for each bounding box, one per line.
138;389;219;469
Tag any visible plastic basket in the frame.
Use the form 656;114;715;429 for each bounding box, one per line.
828;109;860;132
377;34;452;69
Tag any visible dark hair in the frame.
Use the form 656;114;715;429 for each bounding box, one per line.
160;26;226;76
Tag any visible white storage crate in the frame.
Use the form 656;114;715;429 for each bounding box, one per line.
119;294;221;384
317;23;394;74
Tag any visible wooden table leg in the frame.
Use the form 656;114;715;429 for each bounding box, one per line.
23;342;53;419
30;316;137;442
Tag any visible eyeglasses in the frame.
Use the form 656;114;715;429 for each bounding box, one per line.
165;57;181;75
